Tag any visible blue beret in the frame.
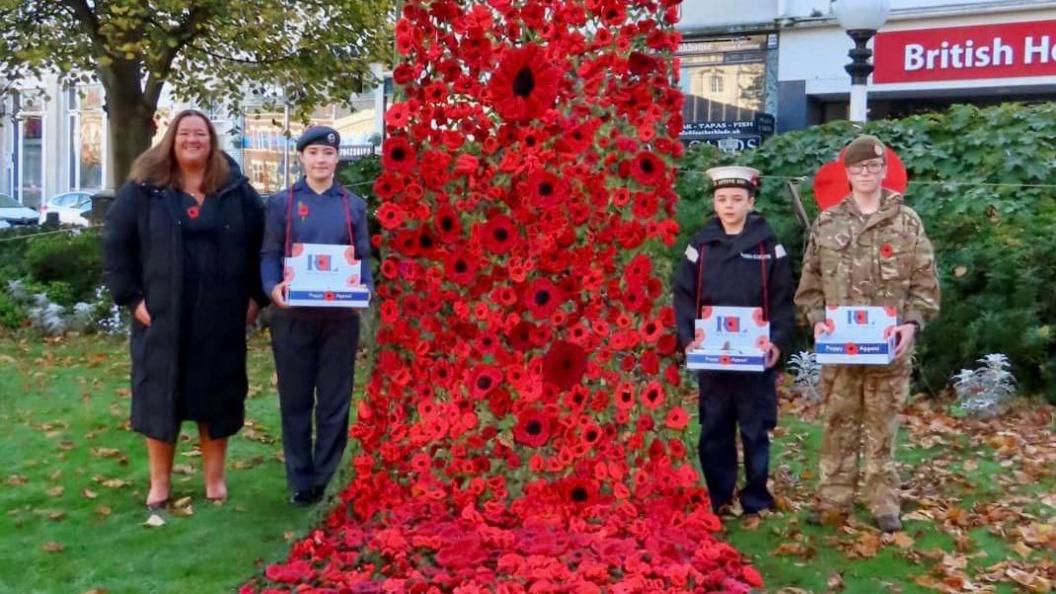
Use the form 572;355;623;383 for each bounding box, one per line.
296;126;340;152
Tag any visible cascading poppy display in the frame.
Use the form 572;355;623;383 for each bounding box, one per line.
247;0;763;591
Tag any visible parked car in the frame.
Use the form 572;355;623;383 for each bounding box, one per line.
38;191;93;226
0;193;39;226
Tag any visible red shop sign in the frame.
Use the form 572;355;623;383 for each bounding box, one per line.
873;20;1056;84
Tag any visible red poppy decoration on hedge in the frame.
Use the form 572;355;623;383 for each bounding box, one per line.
542;340;587;391
525;277;563;320
513;408;551;447
248;0;762;591
524;168;564;209
631;151;666;186
489;44;562;122
480;215;517;254
665;406;689;430
382;136;417;172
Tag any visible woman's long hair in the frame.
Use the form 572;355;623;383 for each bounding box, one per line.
128;109;230;195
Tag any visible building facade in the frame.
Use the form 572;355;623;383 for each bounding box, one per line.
0;83;110;208
4;2;1054;204
0;71;387;206
678;0;1056;137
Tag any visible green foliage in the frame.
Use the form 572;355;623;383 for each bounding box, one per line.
0;225;55;286
0;1;394;182
23;231;103;306
675;103;1056;401
0;292;27;330
0;1;394;109
338;155;382;207
338;155;383;264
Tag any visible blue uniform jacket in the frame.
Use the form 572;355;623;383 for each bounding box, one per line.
260;178;374;308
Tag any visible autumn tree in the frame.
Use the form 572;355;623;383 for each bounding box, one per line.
0;0;394;185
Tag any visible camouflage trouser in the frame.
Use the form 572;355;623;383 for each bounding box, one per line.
816;361;911;517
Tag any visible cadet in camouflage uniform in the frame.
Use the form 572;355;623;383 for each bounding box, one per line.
795;135;940;532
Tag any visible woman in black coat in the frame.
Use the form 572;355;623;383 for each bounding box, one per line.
103;109;268;511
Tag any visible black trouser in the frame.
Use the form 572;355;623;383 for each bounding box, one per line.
270;313;361;494
697;370;778;513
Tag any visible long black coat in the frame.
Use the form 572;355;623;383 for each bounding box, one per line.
672;213;796;360
103;162;268;443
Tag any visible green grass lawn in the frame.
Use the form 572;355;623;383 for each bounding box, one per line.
1;335;1053;593
0;333;326;594
707;399;1056;593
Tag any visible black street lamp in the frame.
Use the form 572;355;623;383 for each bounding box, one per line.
834;0;891;122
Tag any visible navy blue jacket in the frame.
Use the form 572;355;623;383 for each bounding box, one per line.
260;178;374;312
672;213;796;360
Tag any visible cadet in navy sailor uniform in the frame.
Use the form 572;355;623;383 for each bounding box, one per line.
261;126;374;505
672;166;796;516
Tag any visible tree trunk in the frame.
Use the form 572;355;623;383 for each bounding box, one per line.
101;66;158;188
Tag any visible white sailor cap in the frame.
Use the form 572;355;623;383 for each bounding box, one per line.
705;165;761;193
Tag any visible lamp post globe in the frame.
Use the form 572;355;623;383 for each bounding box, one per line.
835;0;891;32
834;0;891;122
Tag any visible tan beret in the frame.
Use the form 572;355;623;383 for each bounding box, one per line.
844;135;886;165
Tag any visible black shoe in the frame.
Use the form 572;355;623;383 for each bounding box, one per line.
289;488;321;507
743;503;774;516
146;498;170;513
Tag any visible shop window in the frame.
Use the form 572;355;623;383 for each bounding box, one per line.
678;35;768;124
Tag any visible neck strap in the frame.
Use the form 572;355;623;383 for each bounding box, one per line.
284;184;355;258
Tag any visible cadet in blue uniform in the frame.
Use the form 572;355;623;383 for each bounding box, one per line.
672;166;796;517
261;126;374;505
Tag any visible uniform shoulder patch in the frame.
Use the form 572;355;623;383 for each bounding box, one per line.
685;244;699;263
898;205;925;228
775;244;787;259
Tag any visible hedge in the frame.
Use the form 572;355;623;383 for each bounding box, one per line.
676;102;1056;402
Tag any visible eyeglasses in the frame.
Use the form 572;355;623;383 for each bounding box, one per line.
847;161;885;174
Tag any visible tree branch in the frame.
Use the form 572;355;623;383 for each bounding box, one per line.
144;5;213;110
185;42;304;66
57;0;110;58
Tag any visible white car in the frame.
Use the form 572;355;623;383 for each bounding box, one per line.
39;191;93;226
0;193;39;226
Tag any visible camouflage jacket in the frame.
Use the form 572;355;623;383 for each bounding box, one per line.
794;190;940;328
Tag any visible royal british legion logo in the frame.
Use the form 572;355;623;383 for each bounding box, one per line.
717;316;741;333
847;309;872;326
308;254;333;272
